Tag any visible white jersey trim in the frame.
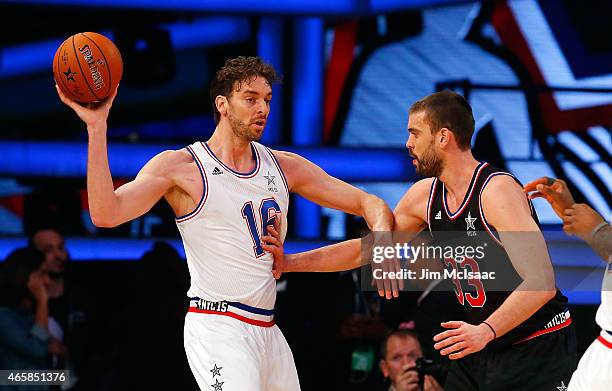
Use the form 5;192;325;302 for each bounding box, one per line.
202;141;261;178
176;145;209;223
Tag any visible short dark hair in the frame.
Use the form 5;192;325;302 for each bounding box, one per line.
210;56;281;124
409;90;475;150
0;247;46;308
27;226;62;248
380;329;422;359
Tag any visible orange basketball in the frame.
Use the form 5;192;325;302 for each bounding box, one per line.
53;32;123;103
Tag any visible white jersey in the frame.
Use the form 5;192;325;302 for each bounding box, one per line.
175;141;289;310
596;261;612;331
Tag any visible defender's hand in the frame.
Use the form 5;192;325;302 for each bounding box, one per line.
563;203;605;241
523;177;574;218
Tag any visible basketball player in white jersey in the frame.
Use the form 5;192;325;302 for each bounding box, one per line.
524;177;611;391
54;56;396;390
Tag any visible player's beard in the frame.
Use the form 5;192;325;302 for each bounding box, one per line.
228;107;262;142
413;141;444;177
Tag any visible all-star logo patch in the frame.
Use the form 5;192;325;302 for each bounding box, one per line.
264;171;278;193
465;212;477;237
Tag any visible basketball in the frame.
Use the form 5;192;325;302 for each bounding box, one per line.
53;32;122;103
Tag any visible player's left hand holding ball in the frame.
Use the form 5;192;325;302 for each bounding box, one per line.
433;321;495;359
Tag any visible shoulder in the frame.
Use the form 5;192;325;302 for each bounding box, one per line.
480;173;523;202
481;174;537;230
268;149;320;188
397;177;436;207
394;178;434;228
140;148;194;174
268;149;303;168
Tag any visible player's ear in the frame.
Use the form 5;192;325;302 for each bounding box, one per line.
215;95;228;117
438;127;451;148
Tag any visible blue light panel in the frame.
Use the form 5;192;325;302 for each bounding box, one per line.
257;18;284;145
0;141;416;181
0;17;250;78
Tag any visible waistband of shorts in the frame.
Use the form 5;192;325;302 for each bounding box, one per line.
597;330;612;349
188;297;275;327
513;308;572;345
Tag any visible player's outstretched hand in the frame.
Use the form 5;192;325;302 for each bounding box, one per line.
262;215;284;279
433;321;494;360
563;203;605;240
55;83;118;129
369;232;402;299
523;177;574;218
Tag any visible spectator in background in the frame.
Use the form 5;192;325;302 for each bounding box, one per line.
380;329;443;391
0;248;67;390
29;228;68;300
29;228;83;389
114;241;196;390
524;177;611;391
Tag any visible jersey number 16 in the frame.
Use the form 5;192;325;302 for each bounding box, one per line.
241;198;281;258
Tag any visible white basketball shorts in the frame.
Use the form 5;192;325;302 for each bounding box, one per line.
184;299;300;391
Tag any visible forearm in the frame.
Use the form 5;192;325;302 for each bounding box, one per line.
586;223;611;262
285;239;363;272
34;300;49;330
484;289;555;339
87;125;119;226
362;194;394;231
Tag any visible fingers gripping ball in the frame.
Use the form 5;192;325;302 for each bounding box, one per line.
53;32;122;103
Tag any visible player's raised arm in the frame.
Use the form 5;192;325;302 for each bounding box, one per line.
272;150;394;231
265;178;431;274
270;150;402;297
480;176;557;339
55;84;178;228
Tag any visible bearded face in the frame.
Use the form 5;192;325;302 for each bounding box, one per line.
227;103;262;142
222;76;271;142
412;138;444;177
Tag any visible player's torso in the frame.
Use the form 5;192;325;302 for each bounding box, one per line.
597;262;612;331
175;141;289;309
427;162;569;348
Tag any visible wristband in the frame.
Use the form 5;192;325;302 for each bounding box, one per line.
482;321;496;340
591;221;609;241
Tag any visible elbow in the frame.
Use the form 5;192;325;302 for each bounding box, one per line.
363;194;393;229
90;214;118;228
545;289;557;301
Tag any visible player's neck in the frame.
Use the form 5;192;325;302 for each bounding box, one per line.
207;127;255;172
438;151;480;201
